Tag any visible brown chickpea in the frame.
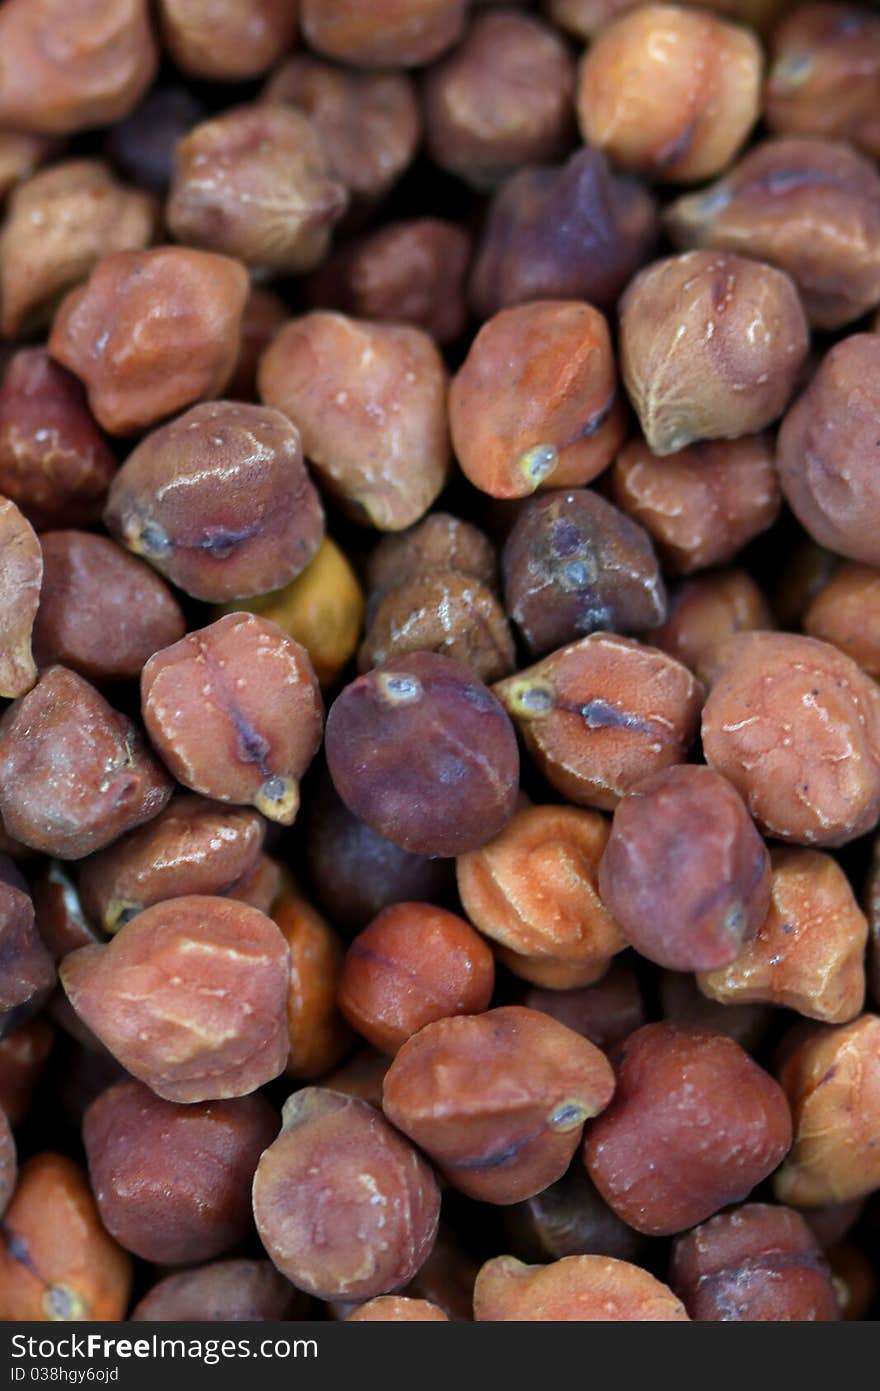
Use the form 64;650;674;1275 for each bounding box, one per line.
522;964;646;1054
0;131;57;202
32;861;104;961
322;1048;390;1110
777;335;880;567
474;1254;688;1321
765;4;880;159
48;247;249;436
702;631;880;846
339;903;494;1054
132;1260;306;1321
0;496;42;700
805;563;880;681
424;11;575;189
157;0;299;82
271;880;352;1080
502;1161;647;1266
774;1014;880;1206
620;251;809;457
383;1006;615;1204
0;160;155;339
699;848;867;1023
347;1297;448;1321
611;434;780;574
167;106;348;274
494;634;703;811
366;512;498;600
300;0;468;68
648;569;775;688
259;312;450;532
576;4;762;184
457;805;626;989
772;537;839;630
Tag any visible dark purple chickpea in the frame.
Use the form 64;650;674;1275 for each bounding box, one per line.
105;85;207;195
326;652;519;857
132;1260;306;1321
470;148;658;319
33;531;185;683
0;857;55;1037
502;488;666;657
252;1088;440;1300
598;764;771;972
104;401;324;604
584;1023;792;1236
142;614;323;826
0;667;172;860
670;1203;840;1321
83;1080;278;1264
423;11;575;189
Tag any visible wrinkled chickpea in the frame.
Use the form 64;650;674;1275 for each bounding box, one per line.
366;512;498;600
649;569;775;688
359;570;515;684
475;1254;688;1321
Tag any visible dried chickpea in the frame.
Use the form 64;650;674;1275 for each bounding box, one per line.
105;85;206;196
611;434;780;575
449;301;626;499
702;631;880;846
366;513;498;600
32;861;104;961
0;857;55;1036
576;4;762;183
474;1254;688;1321
271;879;352;1080
522;964;646;1054
457;805;626;989
300;0;468;68
0;1017;54;1125
383;1006;615;1204
648;569;775;688
0;495;42;699
805;564;880;682
322;1048;390;1110
584;1022;792;1235
142;614;323;825
339;903;494;1054
157;0;299;82
49;247;249;436
699;848;867;1023
774;1015;880;1206
252;1088;441;1300
502;1161;646;1266
226;288;288;403
494;634;703;811
619;251;809;456
132;1261;306;1321
167;106;348;274
259;312;450;532
0;131;57;202
659;967;772;1055
0;1153;132;1321
347;1297;448;1321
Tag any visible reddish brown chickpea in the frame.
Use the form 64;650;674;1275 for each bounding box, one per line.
0;348;116;530
0;496;41;700
157;0;299;81
424;11;575;189
649;569;775;688
449;301;625;500
271;880;352;1080
339;903;494;1054
778;335;880;567
252;1088;440;1300
599;764;771;973
142;614;323;825
60;895;290;1103
32;861;104;961
227;288;287;402
0;1017;54;1126
0;667;172;859
502;1161;647;1266
83;1080;277;1265
772;537;839;630
227;853;280;916
470;148;658;320
494;634;703;811
49;247;249;437
765;4;880;159
620;251;809;457
699;848;867;1023
0;857;55;1036
585;1022;792;1235
0;160;156;340
702;631;880;846
326;652;519;857
502;488;666;656
0;1107;15;1216
307;219;471;346
167;106;348;274
659;965;772;1053
300;0;468;68
611;434;780;575
262;57;421;208
665;138;880;330
366;513;498;600
805;563;880;682
33;531;185;683
0;1154;132;1321
523;964;646;1053
800;1199;864;1253
105;401;323;603
383;1006;615;1204
347;1297;448;1321
475;1254;688;1321
774;1014;880;1207
0;0;157;136
77;796;265;934
576;4;761;183
132;1260;306;1321
259;312;450;532
322;1048;390;1110
457;805;626;989
671;1204;839;1321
